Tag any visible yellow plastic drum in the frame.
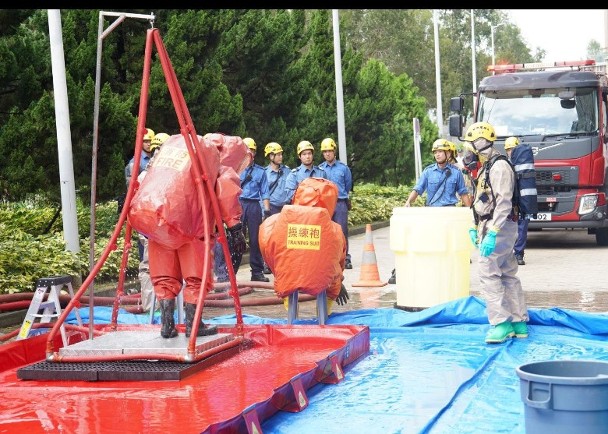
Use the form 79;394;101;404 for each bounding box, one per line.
389;206;473;311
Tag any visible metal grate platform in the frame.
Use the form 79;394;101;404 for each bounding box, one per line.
17;331;242;381
58;330;234;357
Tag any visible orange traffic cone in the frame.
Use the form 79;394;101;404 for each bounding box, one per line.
352;224;388;287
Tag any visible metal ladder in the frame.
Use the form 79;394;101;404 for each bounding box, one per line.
17;275;83;346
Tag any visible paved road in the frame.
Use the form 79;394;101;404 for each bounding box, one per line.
4;223;605;331
499;227;608;312
220;224;608;320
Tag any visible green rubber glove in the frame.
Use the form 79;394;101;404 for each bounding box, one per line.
479;230;497;257
468;227;478;248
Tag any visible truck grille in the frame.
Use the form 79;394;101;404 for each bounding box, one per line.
537;185;572;195
535;168;576;195
536;169;573;184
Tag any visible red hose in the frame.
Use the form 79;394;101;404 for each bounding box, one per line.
0;281;318;312
0;293;143;312
0;300;35;312
205;293;317;307
0;293;37;303
0;322;101;343
122;305;146;314
122;287;257;313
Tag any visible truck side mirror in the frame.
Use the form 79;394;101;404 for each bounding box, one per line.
450;96;464;113
560;99;575;109
449;114;463;138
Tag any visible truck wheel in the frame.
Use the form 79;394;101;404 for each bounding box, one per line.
596;228;608;246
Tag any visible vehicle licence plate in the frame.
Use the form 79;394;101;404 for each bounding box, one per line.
531;213;552;221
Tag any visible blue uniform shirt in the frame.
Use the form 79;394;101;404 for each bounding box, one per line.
284;164;328;204
264;164;291;207
414;162;468;206
125;153;150;186
319;159;352;199
240;163;270;201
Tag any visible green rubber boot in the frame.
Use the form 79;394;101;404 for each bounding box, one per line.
485;321;515;344
512;321;529;338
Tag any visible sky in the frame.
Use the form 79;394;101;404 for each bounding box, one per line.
504;9;606;63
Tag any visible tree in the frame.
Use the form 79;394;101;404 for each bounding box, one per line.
346;60;436;185
341;10;436;116
0;8;541;202
213;9;309;166
587;40;604;62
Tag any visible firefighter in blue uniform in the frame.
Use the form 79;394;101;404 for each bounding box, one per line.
284;140;328;204
319;137;354;269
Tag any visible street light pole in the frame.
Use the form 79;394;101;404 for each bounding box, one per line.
471;10;476;96
491;22;505;66
433;9;443;136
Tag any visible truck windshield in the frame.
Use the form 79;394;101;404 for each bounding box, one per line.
477;87;598;137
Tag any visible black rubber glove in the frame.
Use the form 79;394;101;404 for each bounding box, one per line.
263;209;271;220
116;193;126;214
335;284;350;306
227;223;247;256
226;223;247;271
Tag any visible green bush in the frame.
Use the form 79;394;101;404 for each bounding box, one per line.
0;183;415;294
348;183;410;226
0;197;139;294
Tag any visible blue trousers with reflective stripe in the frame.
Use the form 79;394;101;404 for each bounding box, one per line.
514;218;528;256
241;199;264;275
333;200;350;262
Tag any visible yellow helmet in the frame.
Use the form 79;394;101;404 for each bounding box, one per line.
432;139;452;152
464;122;496;142
504;136;520;150
243;137;257;151
264;142;283;157
320;137;337;151
296;140;315;155
150;132;170;151
143;128;155;141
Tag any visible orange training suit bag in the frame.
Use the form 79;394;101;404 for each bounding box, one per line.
259;177;345;299
128;134;249;250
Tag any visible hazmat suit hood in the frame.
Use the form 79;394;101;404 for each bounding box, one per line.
293;177;338;216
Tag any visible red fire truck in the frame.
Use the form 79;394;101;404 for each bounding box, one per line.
449;60;608;245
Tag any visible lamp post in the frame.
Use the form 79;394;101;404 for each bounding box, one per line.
491;22;505;66
471;10;476;96
433;9;442;136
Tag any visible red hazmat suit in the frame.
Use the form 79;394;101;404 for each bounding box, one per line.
128;133;250;303
259;177;346;301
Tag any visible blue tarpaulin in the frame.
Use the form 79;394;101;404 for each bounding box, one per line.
68;296;608;434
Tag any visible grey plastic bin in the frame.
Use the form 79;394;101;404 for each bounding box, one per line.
516;360;608;434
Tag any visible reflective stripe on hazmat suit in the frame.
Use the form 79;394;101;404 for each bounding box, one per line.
473;149;528;325
128;133;250;303
259;178;346;304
